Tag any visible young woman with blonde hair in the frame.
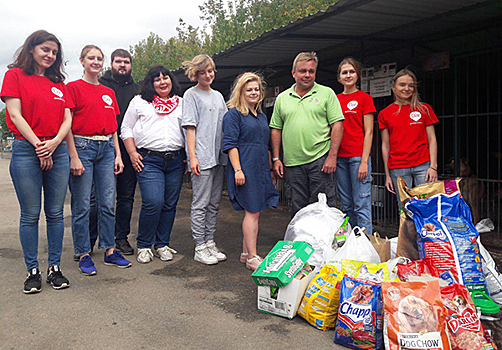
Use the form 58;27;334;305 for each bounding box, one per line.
379;68;438;205
181;54;228;265
222;72;279;270
67;45;131;275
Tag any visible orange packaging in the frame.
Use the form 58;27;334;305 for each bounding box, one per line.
382;281;451;350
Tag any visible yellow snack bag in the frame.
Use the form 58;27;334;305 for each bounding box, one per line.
341;259;392;282
297;264;344;331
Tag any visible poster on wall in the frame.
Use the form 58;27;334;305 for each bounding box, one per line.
361;62;396;97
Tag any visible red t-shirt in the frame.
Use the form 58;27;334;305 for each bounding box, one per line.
0;68;73;138
66;79;119;135
378;102;438;169
337;90;376;157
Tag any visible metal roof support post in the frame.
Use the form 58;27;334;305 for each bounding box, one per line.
454;56;460;177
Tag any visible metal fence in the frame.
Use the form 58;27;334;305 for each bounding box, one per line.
273;48;502;239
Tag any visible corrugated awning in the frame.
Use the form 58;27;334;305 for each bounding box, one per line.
174;0;502;93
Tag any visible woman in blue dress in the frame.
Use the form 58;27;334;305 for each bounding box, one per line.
222;72;279;271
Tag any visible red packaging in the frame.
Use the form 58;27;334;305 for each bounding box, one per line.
382;280;451;350
397;258;439;281
441;284;497;350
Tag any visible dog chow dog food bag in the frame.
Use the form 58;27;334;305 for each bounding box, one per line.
441;284;497;350
382;280;451;350
405;193;487;296
334;276;383;350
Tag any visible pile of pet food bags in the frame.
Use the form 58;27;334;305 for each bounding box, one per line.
251;179;502;350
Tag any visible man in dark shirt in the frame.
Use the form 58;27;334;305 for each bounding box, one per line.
98;49;139;255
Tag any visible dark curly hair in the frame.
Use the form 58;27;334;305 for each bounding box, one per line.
9;30;65;83
140;65;181;103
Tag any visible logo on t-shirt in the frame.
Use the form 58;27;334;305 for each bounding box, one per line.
102;95;114;109
51;87;65;102
409;111;422;123
308;97;319;104
347;101;358;110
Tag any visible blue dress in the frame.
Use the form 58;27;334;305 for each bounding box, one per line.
222;108;279;212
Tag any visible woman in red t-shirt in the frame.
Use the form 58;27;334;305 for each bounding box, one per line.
0;30;72;293
335;58;376;234
379;68;438;205
66;45;131;275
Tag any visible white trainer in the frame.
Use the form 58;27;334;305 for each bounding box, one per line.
155;246;174;261
206;240;227;261
137;248;154;264
194;243;218;265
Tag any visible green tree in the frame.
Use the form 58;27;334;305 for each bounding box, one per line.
129;33;170;81
130;0;339;73
0;108;10;140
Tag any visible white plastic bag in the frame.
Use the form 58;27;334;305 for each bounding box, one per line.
389;237;398;259
478;240;502;305
476;218;495;233
284;193;345;267
325;226;381;267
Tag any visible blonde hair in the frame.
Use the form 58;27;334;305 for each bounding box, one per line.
182;54;216;82
292;52;318;71
227;72;265;116
80;45;103;60
392;68;427;115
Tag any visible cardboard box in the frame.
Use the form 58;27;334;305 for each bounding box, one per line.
257;267;318;319
252;241;314;287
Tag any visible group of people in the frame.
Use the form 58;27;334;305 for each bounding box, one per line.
1;30;438;295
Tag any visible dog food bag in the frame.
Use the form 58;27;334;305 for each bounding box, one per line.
405;193;487;296
342;259;392;283
335;276;383;350
382;280;451;350
297;264;344;330
397;178;461;260
397;258;439;281
441;284;497;350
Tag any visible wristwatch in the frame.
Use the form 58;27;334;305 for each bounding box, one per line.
272;157;280;162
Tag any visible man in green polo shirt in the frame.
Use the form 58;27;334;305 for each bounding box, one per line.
270;52;344;216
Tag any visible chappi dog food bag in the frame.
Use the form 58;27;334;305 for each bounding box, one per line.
405;193;487;295
334;276;382;350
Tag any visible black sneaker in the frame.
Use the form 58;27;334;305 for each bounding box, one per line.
46;266;70;290
23;268;42;294
115;239;134;255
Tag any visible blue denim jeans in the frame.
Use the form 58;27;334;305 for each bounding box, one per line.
69;137;116;255
10;139;70;270
335;156;373;234
88;138;137;244
135;150;185;249
389;161;430;208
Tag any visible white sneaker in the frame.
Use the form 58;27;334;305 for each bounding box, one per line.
137;248;154;264
194;243;218;265
206;240;227;261
155;246;174;261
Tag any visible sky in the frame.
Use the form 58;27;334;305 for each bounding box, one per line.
0;0;207;109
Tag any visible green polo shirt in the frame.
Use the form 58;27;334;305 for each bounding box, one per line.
270;82;344;166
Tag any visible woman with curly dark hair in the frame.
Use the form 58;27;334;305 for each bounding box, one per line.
121;65;186;264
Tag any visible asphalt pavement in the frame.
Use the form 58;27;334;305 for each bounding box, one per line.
0;158;346;350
